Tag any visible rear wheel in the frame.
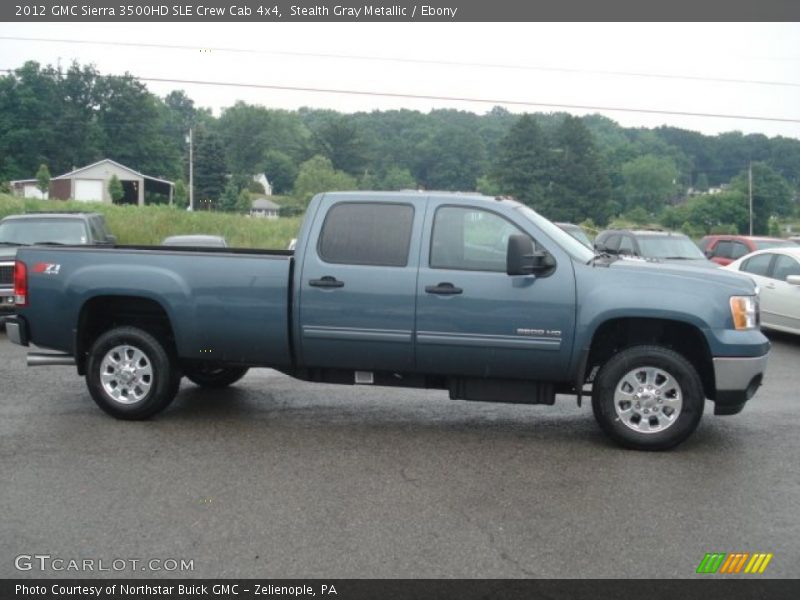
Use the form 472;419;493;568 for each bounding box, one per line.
184;365;249;388
591;345;704;450
86;326;179;420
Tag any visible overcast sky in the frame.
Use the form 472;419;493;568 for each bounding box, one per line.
1;22;798;139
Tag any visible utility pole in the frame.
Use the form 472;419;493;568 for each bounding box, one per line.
187;128;194;211
748;161;753;235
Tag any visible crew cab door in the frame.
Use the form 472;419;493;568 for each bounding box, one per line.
297;197;426;371
415;202;576;380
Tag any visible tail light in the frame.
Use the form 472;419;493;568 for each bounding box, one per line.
14;260;28;307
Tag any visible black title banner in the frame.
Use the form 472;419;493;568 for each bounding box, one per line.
3;0;800;22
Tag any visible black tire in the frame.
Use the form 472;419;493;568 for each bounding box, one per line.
591;345;704;451
184;365;249;388
86;326;179;420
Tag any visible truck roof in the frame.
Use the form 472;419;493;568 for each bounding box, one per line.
321;190;524;209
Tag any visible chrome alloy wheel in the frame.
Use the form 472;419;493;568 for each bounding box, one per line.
99;345;154;404
613;366;683;434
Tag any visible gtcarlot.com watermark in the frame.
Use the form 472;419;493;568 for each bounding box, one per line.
15;554;194;573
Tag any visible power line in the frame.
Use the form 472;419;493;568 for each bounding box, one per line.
2;67;798;125
2;35;800;89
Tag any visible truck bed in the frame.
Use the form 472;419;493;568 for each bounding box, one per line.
17;244;295;367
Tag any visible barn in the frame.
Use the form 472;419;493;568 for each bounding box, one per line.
28;159;174;205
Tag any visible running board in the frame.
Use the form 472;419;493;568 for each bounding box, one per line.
27;352;76;367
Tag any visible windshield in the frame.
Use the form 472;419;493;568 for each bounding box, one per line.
0;219;89;245
754;240;795;251
638;235;706;259
516;206;595;262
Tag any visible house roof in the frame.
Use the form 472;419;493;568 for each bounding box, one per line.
53;158;174;186
251;198;280;210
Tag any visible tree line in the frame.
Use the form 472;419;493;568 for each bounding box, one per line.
1;60;798;234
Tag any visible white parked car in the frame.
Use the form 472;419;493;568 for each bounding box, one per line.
724;247;800;335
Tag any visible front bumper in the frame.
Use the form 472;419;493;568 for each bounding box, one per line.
713;353;769;415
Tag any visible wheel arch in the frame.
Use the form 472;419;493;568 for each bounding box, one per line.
75;295;177;375
582;317;716;400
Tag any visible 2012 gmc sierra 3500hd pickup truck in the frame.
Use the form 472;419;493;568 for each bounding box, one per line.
6;192;770;450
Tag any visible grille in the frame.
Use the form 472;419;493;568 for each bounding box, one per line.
0;263;13;286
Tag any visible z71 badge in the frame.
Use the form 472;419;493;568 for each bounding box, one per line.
32;263;61;275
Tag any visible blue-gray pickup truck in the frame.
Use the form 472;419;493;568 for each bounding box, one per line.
6;192;770;450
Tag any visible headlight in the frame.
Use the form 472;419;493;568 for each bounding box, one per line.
730;295;758;330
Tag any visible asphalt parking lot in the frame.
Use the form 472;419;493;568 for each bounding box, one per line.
1;330;798;579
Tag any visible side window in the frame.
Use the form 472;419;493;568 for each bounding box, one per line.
741;253;773;277
318;202;414;267
618;236;635;254
604;234;621;252
772;256;800;281
88;217;105;242
430;206;528;272
714;241;732;259
730;242;749;260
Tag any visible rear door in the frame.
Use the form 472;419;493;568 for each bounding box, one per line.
415;201;576;381
763;254;800;330
298;197;426;371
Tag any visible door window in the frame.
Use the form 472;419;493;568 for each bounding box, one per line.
430;206;528;272
713;240;732;259
318;202;414;267
772;255;800;281
730;242;749;260
741;253;773;277
618;236;636;255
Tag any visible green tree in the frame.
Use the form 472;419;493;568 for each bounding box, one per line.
173;179;188;208
236;189;253;213
218;180;240;212
621;154;678;214
731;162;793;234
193;127;227;207
293;155;357;205
490;114;550;206
311;115;367;176
108;174;124;203
263;150;297;195
539;115;613;224
35;163;51;198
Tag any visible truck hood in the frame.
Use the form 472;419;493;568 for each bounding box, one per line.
606;256;756;294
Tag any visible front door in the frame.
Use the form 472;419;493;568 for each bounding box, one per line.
415;203;576;381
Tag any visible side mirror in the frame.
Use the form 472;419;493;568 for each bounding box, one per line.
105;234;117;245
787;275;800;286
704;249;713;259
507;234;555;276
594;241;606;252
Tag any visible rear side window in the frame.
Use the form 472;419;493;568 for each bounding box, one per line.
318;202;414;267
713;241;732;259
741;253;773;277
772;255;800;281
731;242;749;260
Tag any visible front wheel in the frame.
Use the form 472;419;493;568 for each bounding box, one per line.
86;326;179;420
591;345;704;450
183;365;249;388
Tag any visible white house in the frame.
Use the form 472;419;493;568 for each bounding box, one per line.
250;197;280;219
252;173;273;196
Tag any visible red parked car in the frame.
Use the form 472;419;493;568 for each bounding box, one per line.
699;235;797;266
